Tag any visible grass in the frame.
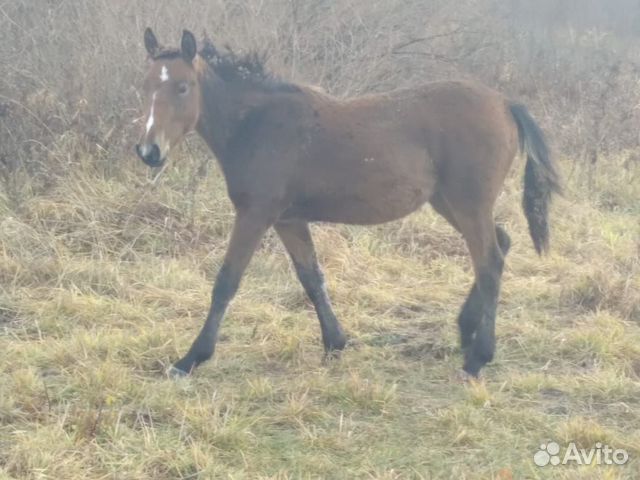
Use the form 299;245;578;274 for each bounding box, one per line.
1;147;639;479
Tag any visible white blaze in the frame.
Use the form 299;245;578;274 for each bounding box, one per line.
160;65;169;82
146;91;157;134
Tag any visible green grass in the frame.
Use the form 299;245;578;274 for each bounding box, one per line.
1;151;639;479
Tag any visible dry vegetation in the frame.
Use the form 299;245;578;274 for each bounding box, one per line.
1;0;640;478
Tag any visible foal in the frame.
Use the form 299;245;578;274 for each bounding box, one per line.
135;29;561;378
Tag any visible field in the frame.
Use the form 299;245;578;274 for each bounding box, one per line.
2;1;640;479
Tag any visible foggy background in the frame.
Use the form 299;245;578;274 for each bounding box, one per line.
1;3;640;478
1;0;639;198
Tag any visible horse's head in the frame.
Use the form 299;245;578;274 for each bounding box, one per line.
136;28;202;168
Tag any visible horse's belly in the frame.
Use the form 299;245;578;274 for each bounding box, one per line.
284;179;434;225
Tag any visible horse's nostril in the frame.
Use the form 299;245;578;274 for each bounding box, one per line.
136;143;163;167
148;144;161;165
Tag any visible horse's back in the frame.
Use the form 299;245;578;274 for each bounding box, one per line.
281;80;518;224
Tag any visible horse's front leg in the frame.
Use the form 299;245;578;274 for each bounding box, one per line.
169;208;275;376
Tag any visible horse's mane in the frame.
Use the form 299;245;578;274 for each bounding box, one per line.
199;38;300;93
149;37;300;94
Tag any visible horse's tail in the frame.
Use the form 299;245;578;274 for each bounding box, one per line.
509;103;562;255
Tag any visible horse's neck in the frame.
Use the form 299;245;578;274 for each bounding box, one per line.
195;70;232;156
195;69;267;160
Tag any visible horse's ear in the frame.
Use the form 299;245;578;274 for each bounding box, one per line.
144;27;159;57
181;30;197;63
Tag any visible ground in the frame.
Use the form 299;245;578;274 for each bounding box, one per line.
0;149;639;479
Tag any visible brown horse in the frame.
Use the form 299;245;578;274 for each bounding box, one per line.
135;29;561;378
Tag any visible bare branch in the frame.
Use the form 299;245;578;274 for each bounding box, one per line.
391;25;469;53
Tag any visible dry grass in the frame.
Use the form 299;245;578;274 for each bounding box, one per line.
2;0;640;478
1;148;639;479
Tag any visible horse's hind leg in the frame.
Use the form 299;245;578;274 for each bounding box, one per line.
456;224;510;349
430;194;511;353
453;213;507;377
495;225;512;255
275;221;347;353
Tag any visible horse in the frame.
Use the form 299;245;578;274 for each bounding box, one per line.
135;29;561;379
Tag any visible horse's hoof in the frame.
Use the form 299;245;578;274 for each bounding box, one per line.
322;348;343;365
453;369;480;384
166;365;190;379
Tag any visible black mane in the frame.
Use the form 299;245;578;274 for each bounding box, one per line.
199;41;300;93
150;39;300;93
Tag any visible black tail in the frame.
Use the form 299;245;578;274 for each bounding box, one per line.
509;103;562;255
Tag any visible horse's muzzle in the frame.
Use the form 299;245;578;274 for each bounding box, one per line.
135;143;164;168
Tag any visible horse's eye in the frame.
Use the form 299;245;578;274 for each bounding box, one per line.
177;82;189;96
